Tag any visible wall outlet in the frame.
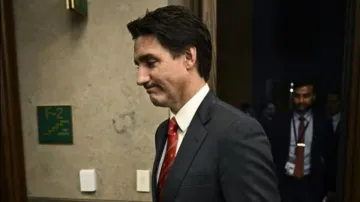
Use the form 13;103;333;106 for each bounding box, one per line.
136;170;150;192
79;169;96;192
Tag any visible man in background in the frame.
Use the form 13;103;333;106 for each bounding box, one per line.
326;91;341;133
267;80;334;202
258;101;276;134
325;91;342;200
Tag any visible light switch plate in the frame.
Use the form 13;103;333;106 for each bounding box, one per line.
136;170;150;192
79;169;96;192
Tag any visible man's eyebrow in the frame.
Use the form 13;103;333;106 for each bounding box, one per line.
134;54;157;65
294;92;311;96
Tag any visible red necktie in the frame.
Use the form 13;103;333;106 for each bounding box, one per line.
294;116;305;178
158;117;178;201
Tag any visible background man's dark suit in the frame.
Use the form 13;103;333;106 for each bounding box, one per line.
152;92;281;202
326;117;342;195
267;111;333;201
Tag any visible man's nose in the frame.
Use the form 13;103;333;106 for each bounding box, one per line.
136;66;150;86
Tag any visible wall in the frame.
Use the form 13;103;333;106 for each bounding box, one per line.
168;0;187;5
13;0;167;201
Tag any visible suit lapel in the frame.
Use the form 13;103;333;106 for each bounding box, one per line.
283;113;292;157
162;115;207;201
162;91;215;202
152;120;168;202
312;113;319;149
311;113;323;164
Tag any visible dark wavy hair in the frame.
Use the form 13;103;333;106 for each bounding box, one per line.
127;5;212;81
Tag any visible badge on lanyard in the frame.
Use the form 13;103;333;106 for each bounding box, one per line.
285;161;295;175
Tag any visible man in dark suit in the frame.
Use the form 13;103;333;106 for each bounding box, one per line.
267;81;333;202
326;91;341;135
325;91;342;201
258;101;276;135
126;5;280;202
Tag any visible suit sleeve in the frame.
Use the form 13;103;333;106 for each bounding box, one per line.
219;118;281;202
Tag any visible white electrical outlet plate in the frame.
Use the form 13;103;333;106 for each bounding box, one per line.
79;169;96;192
136;170;150;192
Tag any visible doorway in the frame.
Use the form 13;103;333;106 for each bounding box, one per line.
216;0;360;201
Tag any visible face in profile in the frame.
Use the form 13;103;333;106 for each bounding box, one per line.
292;85;316;114
133;35;188;109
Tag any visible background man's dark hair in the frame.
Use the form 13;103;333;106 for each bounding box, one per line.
126;5;212;81
292;78;317;92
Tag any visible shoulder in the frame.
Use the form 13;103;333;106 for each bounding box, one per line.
312;111;332;130
273;111;292;122
312;110;331;124
212;101;273;165
312;110;329;119
211;99;265;136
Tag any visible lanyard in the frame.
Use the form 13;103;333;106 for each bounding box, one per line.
292;117;311;143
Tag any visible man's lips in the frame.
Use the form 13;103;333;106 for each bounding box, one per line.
145;86;157;93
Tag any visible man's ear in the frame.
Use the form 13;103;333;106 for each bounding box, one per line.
184;47;197;70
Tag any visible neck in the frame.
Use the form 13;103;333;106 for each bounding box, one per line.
332;111;340;117
295;109;311;116
298;112;306;116
170;78;206;114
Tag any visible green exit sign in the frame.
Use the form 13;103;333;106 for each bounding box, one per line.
37;105;73;144
66;0;88;16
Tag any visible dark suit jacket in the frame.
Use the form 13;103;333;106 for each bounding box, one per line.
267;111;333;201
151;91;280;202
326;117;342;193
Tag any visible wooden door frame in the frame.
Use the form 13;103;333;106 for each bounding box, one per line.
0;0;28;201
339;0;360;201
185;0;217;92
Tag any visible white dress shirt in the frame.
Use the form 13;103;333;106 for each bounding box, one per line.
156;84;210;182
332;112;341;132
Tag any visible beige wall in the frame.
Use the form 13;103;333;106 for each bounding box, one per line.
168;0;191;7
14;0;168;201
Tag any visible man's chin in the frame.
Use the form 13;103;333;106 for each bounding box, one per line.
149;95;167;108
296;108;310;114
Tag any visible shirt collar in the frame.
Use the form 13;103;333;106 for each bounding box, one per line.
169;84;210;132
293;109;312;121
333;112;341;120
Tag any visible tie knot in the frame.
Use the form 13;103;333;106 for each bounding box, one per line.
299;116;305;122
168;117;178;135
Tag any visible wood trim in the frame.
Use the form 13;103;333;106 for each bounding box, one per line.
216;0;252;107
343;0;360;200
185;0;217;92
201;0;217;92
0;0;28;202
